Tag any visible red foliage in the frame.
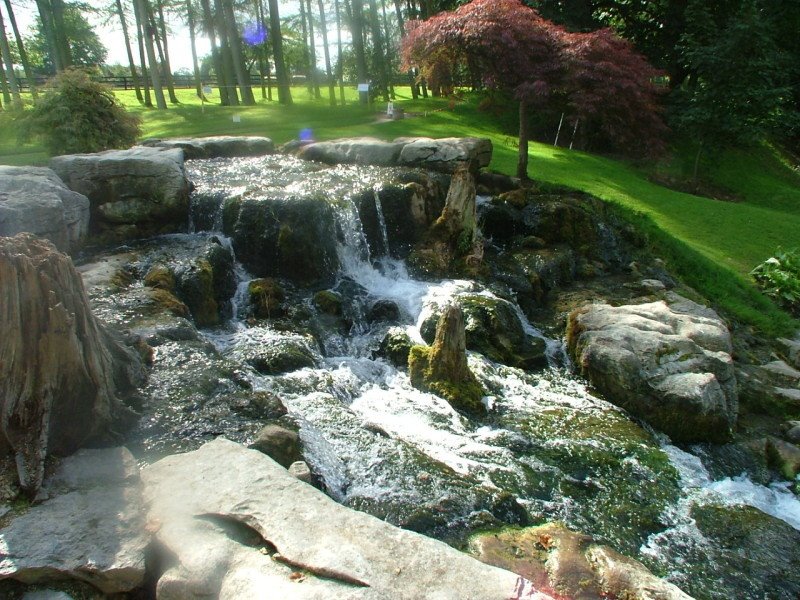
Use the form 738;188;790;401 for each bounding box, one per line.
401;0;668;158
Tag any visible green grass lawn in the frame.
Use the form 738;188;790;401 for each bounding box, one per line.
1;85;798;334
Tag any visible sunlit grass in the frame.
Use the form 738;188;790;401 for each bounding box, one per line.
1;86;797;334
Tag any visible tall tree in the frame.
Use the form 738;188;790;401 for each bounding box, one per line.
154;0;179;103
186;0;203;98
347;0;369;90
317;0;336;105
254;0;272;100
334;0;345;101
135;0;167;108
134;0;152;105
298;0;314;96
114;0;143;103
29;1;103;73
212;0;240;104
3;0;37;97
220;0;255;104
366;0;389;101
267;0;291;103
0;3;22;108
199;0;231;104
304;0;321;98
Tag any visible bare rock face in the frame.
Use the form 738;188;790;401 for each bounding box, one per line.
141;136;275;159
397;137;493;172
0;234;146;496
142;438;545;600
0;448;148;594
567;294;737;443
0;166;89;252
50;146;190;241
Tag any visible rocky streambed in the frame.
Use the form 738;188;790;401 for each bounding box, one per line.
1;137;800;600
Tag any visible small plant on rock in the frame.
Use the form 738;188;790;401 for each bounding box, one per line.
751;248;800;315
19;68;140;156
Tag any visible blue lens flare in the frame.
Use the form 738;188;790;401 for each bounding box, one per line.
299;128;314;142
243;23;268;45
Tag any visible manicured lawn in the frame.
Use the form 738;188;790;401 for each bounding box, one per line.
1;86;797;334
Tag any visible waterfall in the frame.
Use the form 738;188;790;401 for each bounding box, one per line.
373;186;391;257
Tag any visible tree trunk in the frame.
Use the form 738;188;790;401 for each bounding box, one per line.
255;0;270;100
517;100;530;180
115;0;143;104
50;0;72;68
0;234;145;498
3;0;37;98
0;7;22;109
317;0;336;105
199;0;230;105
136;0;167;108
305;0;321;99
380;0;395;99
0;60;10;107
155;0;180;103
393;0;417;98
33;0;63;72
334;0;345;103
186;0;203;99
267;0;292;104
298;0;314;96
221;0;255;104
212;0;239;105
134;0;153;106
348;0;369;90
367;0;389;101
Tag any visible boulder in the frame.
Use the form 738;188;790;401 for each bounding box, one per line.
288;460;313;484
226;328;320;375
0;166;89;252
469;523;692;600
397;137;493;172
409;305;485;415
222;193;338;286
777;335;800;369
297;137;406;166
141;438;543;599
367;299;400;323
50;146;190;240
567;294;737;443
376;327;413;368
0;235;145;495
766;437;800;479
142;136;275;159
250;425;302;468
0;448;148;593
248;278;286;319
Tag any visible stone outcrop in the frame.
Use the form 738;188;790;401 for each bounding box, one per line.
0;448;148;593
142;136;275;159
0;166;89;252
141;437;547;599
0;235;146;495
469;523;693;600
50;146;190;240
409;305;485;414
567;294;737;443
295;136;492;173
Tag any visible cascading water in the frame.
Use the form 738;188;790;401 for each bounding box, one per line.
99;154;800;600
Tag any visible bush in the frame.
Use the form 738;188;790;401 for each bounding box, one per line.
19;68;140;156
751;248;800;315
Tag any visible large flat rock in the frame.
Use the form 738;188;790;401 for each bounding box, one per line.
50;146;190;240
297;137;406;166
397;137;493;171
0;166;89;251
0;448;148;594
142;437;549;600
567;293;737;442
142;136;275;159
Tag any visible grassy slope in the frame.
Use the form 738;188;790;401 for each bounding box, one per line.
1;86;797;334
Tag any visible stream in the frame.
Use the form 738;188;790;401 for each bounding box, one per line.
83;155;800;600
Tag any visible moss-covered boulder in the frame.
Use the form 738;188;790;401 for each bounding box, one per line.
313;290;344;316
144;264;176;292
248;278;285;319
421;293;547;371
409;306;485;415
226;328;320;375
469;523;692;600
376;327;413;368
222;193;338;286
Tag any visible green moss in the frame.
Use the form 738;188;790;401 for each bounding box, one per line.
144;264;176;292
313;289;343;316
149;288;190;318
248;278;285;319
176;258;219;327
409;344;486;415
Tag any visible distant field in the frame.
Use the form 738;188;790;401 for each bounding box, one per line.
1;85;798;334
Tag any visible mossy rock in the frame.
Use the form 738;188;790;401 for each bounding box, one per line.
144;264;176;292
248;278;285;319
147;288;190;318
376;327;413;368
408;343;485;416
175;258;219;327
313;290;343;316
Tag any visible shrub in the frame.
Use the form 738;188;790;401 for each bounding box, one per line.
19;68;140;156
751;248;800;315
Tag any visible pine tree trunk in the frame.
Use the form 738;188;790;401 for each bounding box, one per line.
186;0;203;99
367;0;389;101
134;1;153;106
3;0;37;98
34;0;63;72
136;0;167;108
305;0;321;99
517;100;530;181
348;0;369;88
212;0;239;105
255;0;270;100
50;0;72;68
0;61;10;107
115;0;143;103
317;0;336;105
380;0;395;99
199;0;230;105
299;0;314;97
267;0;292;104
0;7;22;109
334;0;345;103
221;0;255;104
155;0;180;103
